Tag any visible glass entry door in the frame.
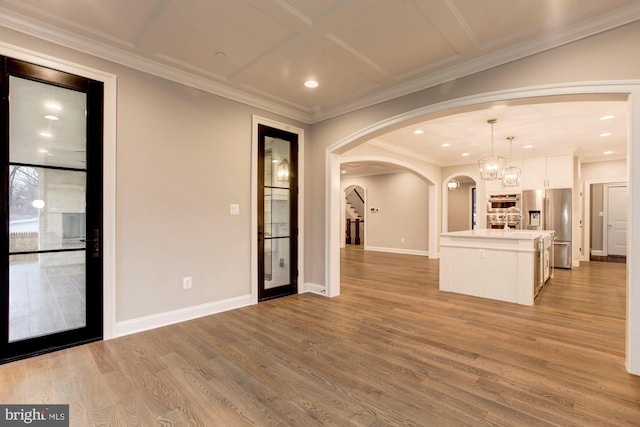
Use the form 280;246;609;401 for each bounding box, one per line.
257;124;297;301
1;58;103;363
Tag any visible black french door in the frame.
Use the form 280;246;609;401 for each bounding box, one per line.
0;57;103;363
257;124;298;301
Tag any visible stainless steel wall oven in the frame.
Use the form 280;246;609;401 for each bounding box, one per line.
487;194;521;229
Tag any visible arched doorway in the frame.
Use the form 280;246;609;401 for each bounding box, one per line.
324;83;640;374
443;174;478;232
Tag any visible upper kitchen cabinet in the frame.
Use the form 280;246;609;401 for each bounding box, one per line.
522;155;573;190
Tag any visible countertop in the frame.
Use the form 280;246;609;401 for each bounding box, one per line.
440;229;553;240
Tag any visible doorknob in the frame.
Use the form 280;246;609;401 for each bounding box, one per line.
80;229;100;257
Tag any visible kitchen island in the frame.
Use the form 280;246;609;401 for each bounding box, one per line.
439;229;552;306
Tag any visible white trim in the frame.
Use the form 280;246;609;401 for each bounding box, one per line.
442;172;479;233
341;183;367;249
0;9;310;123
2;4;639;124
302;282;326;296
603;183;628;257
365;246;429;257
0;42;118;340
582;178;626;261
326;81;640;376
251;116;306;303
114;295;252;338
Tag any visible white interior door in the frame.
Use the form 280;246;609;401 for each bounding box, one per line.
607;185;627;256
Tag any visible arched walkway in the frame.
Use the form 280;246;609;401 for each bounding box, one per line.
325;82;640;374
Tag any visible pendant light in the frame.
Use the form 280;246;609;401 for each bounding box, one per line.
478;119;506;181
502;136;521;187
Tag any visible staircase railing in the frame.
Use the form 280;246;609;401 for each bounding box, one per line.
345;188;364;219
345;218;363;245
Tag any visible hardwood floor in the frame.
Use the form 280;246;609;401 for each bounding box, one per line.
2;246;639;426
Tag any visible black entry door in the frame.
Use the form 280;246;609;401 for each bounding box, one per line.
0;57;103;363
257;124;298;301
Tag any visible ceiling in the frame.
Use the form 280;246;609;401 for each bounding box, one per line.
340;94;629;176
0;0;637;174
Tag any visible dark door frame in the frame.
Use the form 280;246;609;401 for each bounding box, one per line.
257;124;298;301
0;45;117;361
252;117;305;304
0;57;104;363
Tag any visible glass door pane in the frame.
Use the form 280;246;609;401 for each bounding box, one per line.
258;125;297;301
8;76;88;342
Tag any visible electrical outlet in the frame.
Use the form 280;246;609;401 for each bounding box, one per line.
478;249;485;259
183;276;192;289
401;238;405;243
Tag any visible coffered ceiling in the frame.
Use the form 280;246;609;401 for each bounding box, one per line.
0;0;637;171
1;0;638;124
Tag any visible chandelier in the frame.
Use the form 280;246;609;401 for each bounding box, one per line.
478;119;506;181
502;136;521;187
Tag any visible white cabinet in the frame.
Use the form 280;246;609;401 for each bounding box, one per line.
522;158;547;190
522;155;573;190
545;155;573;188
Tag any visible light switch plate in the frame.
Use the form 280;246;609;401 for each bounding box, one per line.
230;204;240;215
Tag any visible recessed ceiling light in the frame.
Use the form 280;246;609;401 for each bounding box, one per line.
44;115;59;121
441;143;450;147
461;153;470;157
39;131;52;138
604;150;615;155
304;80;319;88
600;115;615;120
215;51;227;59
45;103;61;110
523;145;534;149
37;149;48;153
599;132;612;137
413;130;424;135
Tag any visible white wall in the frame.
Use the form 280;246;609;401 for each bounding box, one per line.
3;11;640;375
582;159;626;181
343;172;429;255
0;26;309;329
310;22;640;374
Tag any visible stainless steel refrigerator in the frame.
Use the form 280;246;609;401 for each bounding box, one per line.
522;188;572;269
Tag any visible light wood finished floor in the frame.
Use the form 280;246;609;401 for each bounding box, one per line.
2;245;639;426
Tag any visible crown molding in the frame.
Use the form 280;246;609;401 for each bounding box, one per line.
308;2;640;123
1;3;639;125
0;6;312;123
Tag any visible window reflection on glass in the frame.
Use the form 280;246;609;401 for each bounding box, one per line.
9;167;86;251
9;253;86;342
264;238;290;290
265;137;291;187
9;76;87;169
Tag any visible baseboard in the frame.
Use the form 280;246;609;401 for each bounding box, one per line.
114;294;252;338
591;250;604;256
303;282;327;296
365;245;429;257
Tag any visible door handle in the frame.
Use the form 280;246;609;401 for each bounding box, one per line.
80;229;100;257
